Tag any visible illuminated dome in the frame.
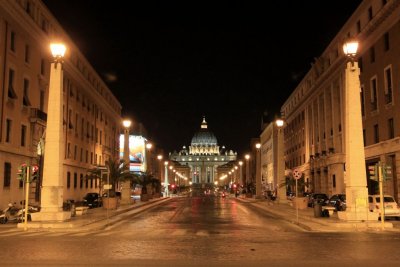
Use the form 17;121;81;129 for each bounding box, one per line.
191;117;218;145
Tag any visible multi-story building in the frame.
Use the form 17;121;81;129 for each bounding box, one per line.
279;0;400;201
0;0;122;208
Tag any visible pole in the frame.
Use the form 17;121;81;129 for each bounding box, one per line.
378;164;385;230
24;166;30;231
295;178;298;225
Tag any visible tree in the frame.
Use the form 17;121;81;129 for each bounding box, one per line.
87;159;136;197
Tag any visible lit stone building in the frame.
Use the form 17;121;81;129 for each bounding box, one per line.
0;0;122;208
169;117;237;187
279;0;400;200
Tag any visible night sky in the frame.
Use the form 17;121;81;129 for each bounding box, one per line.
42;0;362;156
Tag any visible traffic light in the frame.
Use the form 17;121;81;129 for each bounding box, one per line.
233;184;237;189
17;164;27;181
171;184;175;189
368;164;377;181
31;165;39;181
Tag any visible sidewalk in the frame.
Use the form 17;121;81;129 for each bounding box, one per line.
17;197;172;231
235;196;400;232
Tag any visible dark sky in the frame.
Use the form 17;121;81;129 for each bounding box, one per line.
42;0;362;156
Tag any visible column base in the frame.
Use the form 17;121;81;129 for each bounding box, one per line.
337;210;379;221
30;210;71;222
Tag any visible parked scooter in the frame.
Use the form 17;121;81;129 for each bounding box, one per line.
0;203;25;224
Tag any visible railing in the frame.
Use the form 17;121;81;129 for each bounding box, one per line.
30;108;47;122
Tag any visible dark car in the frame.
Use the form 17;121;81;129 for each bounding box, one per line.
83;193;102;208
326;194;346;211
307;193;329;207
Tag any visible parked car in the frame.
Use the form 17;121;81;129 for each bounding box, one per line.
326;194;346;211
83;193;102;208
307;193;329;207
368;195;400;219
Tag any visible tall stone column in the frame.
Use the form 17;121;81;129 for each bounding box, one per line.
32;58;71;222
340;61;376;221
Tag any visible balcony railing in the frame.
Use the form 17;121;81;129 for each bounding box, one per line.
30;108;47;122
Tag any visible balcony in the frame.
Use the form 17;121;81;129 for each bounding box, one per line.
30;108;47;124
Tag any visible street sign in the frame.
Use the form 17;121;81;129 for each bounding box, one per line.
293;169;302;180
103;184;112;190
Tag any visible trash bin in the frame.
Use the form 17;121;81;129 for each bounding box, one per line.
313;202;322;218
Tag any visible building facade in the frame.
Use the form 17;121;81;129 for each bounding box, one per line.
279;0;400;201
0;0;122;209
169;117;237;187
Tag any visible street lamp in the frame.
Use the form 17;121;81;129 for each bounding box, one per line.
276;118;286;203
157;155;163;181
121;119;132;205
238;161;243;185
245;154;250;189
32;43;71;222
255;143;262;198
340;39;374;221
145;142;152;174
164;161;169;197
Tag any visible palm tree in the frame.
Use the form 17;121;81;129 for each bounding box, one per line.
87;159;136;197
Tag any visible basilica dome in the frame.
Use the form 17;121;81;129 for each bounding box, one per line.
190;117;218;145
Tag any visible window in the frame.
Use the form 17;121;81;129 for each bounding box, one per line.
74;145;77;160
85;176;88;188
80;174;83;188
358;57;363;72
67;143;71;158
10;31;16;52
332;175;336;188
23;79;31;106
40;59;45;75
8;69;17;99
21;125;26;147
368;6;373;21
388;118;394;139
6;119;11;143
86;150;88;163
67;172;71;188
24;44;30;63
369;46;375;63
74;173;77;189
363;129;366;146
3;162;11;187
384;32;390;51
80;148;83;162
360;86;365;116
356;20;361;33
384;67;392;104
371;78;378;110
40;91;45;111
374;124;379;143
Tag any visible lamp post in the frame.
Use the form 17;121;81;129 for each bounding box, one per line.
32;43;71;222
255;143;262;199
157;155;163;182
341;39;374;221
245;154;250;191
238;161;243;186
121;119;132;205
276;118;286;203
164;161;169;197
146;142;152;175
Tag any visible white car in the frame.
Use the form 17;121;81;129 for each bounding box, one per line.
368;195;400;219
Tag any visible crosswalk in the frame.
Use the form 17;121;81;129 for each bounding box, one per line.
0;228;235;238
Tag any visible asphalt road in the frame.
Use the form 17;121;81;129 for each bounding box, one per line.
0;194;400;267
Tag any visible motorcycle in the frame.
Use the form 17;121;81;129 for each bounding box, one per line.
0;203;24;224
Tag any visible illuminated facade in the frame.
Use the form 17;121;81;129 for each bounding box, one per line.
170;117;237;186
0;1;122;208
279;0;400;201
